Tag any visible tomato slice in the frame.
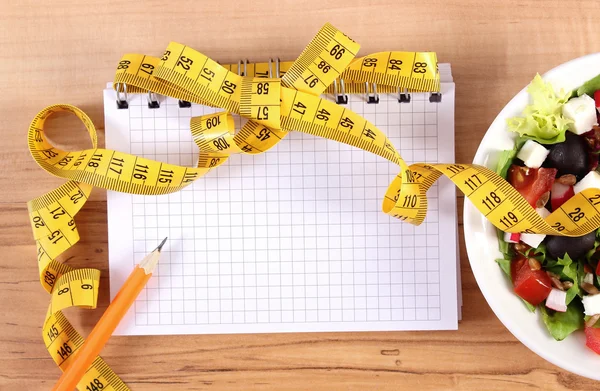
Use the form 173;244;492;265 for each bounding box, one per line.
585;327;600;355
508;165;557;207
511;257;552;306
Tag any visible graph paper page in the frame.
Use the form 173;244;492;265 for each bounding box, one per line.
105;66;457;335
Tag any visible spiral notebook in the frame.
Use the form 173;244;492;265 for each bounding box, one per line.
105;63;459;335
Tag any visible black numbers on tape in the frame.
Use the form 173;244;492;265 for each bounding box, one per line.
86;379;105;391
316;108;330;121
44;270;56;287
158;169;174;184
41;149;59;159
340;117;354;129
241;145;253;153
34;129;43;142
293;101;306;115
161;50;171;61
47;230;64;244
33;216;45;228
133;164;149;181
73;153;87;167
317;61;331;73
57;287;69;295
50;206;66;219
109;157;124;175
176;56;193;70
413;62;427;73
568;207;585;222
499;211;519;228
388;59;402;71
329;44;345;60
81;283;93;290
303;75;319;88
363;128;376;140
384;142;395;152
208;158;220;167
47;324;59;342
87;153;102;168
256;106;269;120
446;165;465;175
57;155;73;167
56;342;73;361
140;63;154;75
402;194;417;208
588;194;600;206
392;214;409;221
464;174;482;191
201;68;215;82
256;82;269;95
68;219;76;231
117;60;130;70
363;58;377;68
213;137;230;151
205;116;221;129
552;221;565;232
221;80;237;95
257;128;271;141
482;191;502;211
182;172;198;183
70;189;84;204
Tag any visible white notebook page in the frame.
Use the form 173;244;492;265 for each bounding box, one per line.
105;66;458;335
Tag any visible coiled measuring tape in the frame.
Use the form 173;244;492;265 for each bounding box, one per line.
28;22;600;390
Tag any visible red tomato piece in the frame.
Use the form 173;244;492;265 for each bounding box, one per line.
596;261;600;277
508;165;557;207
585;327;600;355
511;257;552;306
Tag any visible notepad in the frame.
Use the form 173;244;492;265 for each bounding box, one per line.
105;64;458;335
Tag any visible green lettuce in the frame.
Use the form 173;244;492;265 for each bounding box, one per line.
507;74;573;144
540;300;584;341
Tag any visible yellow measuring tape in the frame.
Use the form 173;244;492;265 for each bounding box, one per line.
28;22;600;390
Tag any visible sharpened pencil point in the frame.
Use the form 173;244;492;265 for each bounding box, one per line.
139;238;166;274
156;237;168;252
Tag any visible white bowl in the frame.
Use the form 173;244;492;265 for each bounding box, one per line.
464;53;600;380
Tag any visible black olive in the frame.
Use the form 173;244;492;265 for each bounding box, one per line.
545;231;596;260
544;133;589;180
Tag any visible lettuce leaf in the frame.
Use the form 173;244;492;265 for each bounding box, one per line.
507;74;573;144
540;300;584;341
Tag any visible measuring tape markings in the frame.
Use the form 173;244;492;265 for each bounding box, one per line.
29;22;600;391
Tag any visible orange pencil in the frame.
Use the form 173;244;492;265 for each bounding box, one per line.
51;237;167;391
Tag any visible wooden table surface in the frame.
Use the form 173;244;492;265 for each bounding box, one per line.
3;0;600;389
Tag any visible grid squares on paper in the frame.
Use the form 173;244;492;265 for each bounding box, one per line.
124;91;443;327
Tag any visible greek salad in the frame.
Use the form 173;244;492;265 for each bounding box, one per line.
496;74;600;353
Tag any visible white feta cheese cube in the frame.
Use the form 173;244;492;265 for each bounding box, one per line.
583;294;600;316
562;94;598;135
520;233;545;248
536;207;551;219
574;171;600;194
516;140;549;168
546;288;567;312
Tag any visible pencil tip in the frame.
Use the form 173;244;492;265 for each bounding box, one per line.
155;237;168;252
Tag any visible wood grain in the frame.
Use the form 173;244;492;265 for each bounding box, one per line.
2;0;600;389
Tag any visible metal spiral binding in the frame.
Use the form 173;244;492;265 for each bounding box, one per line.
365;82;379;104
147;91;160;109
429;92;442;103
115;83;128;109
398;88;410;103
332;78;348;105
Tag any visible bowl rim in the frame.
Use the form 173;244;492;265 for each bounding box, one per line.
464;52;600;380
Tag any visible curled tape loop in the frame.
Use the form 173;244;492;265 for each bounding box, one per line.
29;22;599;391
